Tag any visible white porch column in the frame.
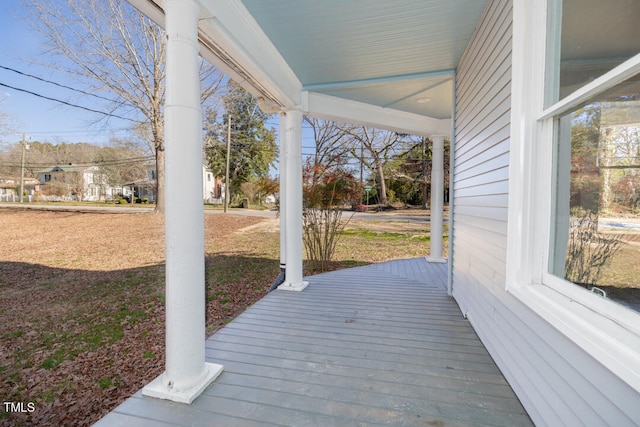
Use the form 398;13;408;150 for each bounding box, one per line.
142;0;223;404
278;113;287;273
278;109;309;291
427;135;446;263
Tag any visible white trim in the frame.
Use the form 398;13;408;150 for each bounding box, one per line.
127;0;164;25
143;363;223;404
540;53;640;120
509;283;640;392
302;69;454;92
541;273;640;337
506;0;547;289
127;0;303;109
196;0;302;109
302;91;451;137
447;72;457;297
507;0;640;394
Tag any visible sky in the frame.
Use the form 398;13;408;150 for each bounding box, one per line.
0;1;314;172
0;2;138;149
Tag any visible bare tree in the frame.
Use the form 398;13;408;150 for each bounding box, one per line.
565;210;625;287
25;0;223;213
303;117;354;169
96;138;149;191
0;94;16;137
347;127;400;206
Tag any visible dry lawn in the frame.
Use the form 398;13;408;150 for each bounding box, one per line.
0;209;273;427
0;207;432;426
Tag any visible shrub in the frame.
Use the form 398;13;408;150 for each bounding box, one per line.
565;209;625;286
302;160;363;271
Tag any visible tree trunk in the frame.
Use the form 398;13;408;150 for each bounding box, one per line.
152;109;165;214
155;147;165;213
375;161;388;205
422;180;428;210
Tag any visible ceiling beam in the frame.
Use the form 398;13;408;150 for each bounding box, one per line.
302;91;451;137
302;69;454;92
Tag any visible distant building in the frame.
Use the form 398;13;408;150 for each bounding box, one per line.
124;165;222;203
37;164;127;202
0;177;39;202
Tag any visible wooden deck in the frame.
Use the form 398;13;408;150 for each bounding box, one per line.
95;258;532;426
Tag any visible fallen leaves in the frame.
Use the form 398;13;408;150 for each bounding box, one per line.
0;209;275;427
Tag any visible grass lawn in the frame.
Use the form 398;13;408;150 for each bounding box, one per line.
0;208;434;426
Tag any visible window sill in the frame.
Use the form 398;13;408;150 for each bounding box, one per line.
508;279;640;392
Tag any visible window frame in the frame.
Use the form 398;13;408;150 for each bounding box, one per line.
506;0;640;393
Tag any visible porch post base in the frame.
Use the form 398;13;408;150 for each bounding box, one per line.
141;362;223;404
426;256;447;264
278;280;309;292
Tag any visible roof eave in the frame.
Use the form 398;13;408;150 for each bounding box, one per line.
128;0;451;137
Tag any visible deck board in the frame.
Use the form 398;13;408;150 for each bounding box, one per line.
95;258;532;427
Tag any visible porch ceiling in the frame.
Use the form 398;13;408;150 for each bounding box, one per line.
129;0;489;135
240;0;485;120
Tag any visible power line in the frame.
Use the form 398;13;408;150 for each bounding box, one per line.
0;81;143;124
21;127;134;136
0;155;154;168
0;64;118;104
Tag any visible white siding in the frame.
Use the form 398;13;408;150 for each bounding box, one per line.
453;0;511;297
452;0;639;425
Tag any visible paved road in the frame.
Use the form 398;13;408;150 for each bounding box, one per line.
0;203;442;224
207;209;442;223
599;219;640;231
0;202;155;215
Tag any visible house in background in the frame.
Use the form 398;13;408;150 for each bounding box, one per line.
203;166;224;203
34;163;218;203
125;164;221;203
37;164;134;202
120;0;639;424
124;164;156;202
37;164;114;201
0;177;39;202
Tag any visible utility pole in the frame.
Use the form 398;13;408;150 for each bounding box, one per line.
224;115;231;213
19;133;28;203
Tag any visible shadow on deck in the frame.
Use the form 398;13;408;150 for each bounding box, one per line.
95;258;532;426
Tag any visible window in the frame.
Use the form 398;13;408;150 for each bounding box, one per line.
551;77;640;310
547;0;640;313
546;0;640;107
508;0;640;391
